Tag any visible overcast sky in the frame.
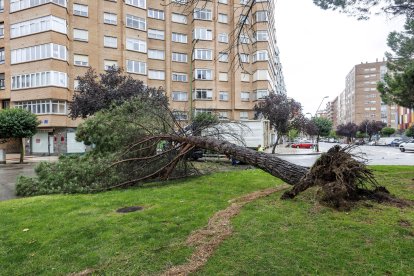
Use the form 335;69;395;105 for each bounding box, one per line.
274;0;405;115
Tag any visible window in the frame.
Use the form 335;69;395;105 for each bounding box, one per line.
194;8;212;20
104;60;118;70
172;32;187;43
241;73;249;82
104;13;117;25
104;36;117;48
10;0;67;13
11;71;67;89
2;100;10;109
73;3;88;17
255;11;268;22
74;54;89;66
255;89;268;100
218;0;228;3
240;111;248;120
74;79;79;91
172;91;187;101
193;49;212;60
253;70;269;81
0;23;4;38
218;13;228;23
194;69;212;80
148;29;164;40
148;70;165;80
193;28;212;40
148;49;165;60
15;100;68;115
239;14;249;24
10;15;67;38
11;43;67;64
241;92;250;101
125;0;146;9
126;60;147;75
255;30;268;41
240;0;248;5
148;9;164;20
126;14;146;30
0;0;4;12
218;33;228;43
0;48;4;64
172;13;187;24
126;38;146;53
253;50;268;62
218;52;229;62
73;29;88;41
0;73;4;89
172;72;188;82
172;52;187;63
239;34;249;44
240;53;249;63
219;91;229;101
194;89;213;100
173;111;188;121
219;72;228;81
218;111;228;119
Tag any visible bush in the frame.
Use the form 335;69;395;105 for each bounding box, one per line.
16;154;121;196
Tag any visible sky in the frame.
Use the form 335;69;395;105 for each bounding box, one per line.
274;0;405;115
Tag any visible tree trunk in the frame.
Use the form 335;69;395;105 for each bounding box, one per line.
19;138;24;164
172;136;308;186
271;133;281;154
316;135;320;152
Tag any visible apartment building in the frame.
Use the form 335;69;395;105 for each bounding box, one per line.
332;61;398;128
0;0;286;155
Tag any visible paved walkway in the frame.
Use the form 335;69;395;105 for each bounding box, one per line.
0;155;58;201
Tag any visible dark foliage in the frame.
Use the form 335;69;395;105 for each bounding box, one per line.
69;67;167;119
313;0;414;19
254;92;302;153
336;122;358;143
358;120;386;141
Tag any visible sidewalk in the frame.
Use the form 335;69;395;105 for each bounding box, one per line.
5;154;59;164
265;144;324;155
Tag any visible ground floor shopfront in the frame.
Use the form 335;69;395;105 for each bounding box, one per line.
29;128;86;156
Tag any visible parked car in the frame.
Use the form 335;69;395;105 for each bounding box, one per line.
290;141;315;149
354;139;365;145
399;139;414;152
389;138;403;147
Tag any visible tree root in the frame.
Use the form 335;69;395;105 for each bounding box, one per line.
281;145;414;210
162;185;290;276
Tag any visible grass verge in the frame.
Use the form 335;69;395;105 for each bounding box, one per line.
0;166;413;275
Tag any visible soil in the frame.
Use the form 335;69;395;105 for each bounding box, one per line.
116;206;144;213
162;185;290;276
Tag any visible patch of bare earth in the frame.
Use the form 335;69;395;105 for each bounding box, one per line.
162;185;289;276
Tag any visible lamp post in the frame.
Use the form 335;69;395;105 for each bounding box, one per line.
189;39;200;123
315;96;329;117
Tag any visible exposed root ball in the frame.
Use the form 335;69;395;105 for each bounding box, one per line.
281;145;412;209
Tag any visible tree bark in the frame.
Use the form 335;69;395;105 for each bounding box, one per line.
172;136;308;186
19;138;24;164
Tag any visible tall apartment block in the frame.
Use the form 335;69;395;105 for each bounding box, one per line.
332;61;398;129
0;0;286;155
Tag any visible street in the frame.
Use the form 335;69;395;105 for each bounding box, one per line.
278;142;414;167
0;163;35;201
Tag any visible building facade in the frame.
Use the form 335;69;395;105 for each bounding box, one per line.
332;61;398;129
0;0;286;154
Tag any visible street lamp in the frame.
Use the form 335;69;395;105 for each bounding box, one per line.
315;96;329;117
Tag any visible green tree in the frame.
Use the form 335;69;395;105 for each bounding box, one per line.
405;125;414;137
381;127;396;137
288;129;299;142
312;117;333;152
0;108;39;163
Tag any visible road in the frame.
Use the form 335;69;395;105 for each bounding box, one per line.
279;142;414;167
0;164;36;201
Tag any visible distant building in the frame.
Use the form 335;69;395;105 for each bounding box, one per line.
332;61;398;129
398;107;414;130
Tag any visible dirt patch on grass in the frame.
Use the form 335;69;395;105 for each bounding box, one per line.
398;219;412;227
68;268;95;276
162;185;289;276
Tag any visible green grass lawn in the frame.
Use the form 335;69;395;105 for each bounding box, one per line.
1;166;413;275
